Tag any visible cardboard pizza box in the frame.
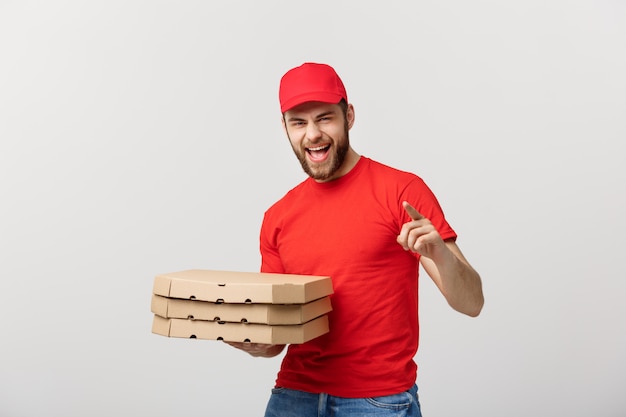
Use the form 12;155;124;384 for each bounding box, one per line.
151;294;332;325
152;314;329;344
153;269;333;304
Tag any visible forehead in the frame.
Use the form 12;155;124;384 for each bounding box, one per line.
284;101;341;118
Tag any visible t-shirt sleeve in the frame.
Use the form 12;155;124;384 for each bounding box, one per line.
399;176;457;242
259;209;286;273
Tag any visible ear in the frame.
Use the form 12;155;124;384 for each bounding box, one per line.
346;104;355;130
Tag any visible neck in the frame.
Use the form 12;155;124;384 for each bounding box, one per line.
314;147;361;183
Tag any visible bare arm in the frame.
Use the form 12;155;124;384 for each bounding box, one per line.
397;201;484;317
225;342;286;358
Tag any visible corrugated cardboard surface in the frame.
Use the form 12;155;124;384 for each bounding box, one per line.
153;269;333;304
152;314;329;344
151;294;332;325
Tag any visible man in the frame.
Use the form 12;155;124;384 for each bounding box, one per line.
228;62;484;417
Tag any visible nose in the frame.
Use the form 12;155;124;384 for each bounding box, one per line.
305;122;322;142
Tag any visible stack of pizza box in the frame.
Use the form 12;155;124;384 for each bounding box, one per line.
151;269;333;344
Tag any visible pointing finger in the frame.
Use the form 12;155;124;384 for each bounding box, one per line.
402;201;424;221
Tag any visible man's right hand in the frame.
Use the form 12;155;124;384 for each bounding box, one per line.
225;342;286;358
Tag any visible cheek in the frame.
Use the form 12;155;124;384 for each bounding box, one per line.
287;136;306;155
288;135;303;149
285;129;301;146
327;126;347;142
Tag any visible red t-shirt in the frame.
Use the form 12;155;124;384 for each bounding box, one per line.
260;157;457;398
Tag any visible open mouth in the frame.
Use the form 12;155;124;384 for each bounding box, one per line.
306;144;331;162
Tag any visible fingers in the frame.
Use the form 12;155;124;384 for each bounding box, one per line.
397;225;424;252
402;201;424;221
397;201;430;253
225;341;283;357
225;341;269;352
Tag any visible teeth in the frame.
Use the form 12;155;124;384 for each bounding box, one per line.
308;145;329;151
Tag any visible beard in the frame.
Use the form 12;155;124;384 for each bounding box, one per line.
289;124;350;182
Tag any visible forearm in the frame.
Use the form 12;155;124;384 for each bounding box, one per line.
436;250;484;316
252;344;286;358
225;342;286;358
422;242;484;317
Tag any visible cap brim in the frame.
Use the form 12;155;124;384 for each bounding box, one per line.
280;92;344;113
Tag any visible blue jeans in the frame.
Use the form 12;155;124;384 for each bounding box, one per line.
264;384;422;417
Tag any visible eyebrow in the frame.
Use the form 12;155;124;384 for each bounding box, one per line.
287;110;336;123
315;111;335;119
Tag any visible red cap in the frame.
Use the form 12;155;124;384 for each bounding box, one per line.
279;62;348;113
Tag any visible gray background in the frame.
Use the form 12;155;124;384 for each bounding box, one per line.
1;1;624;416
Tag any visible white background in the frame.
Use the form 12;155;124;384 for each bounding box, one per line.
1;1;624;416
